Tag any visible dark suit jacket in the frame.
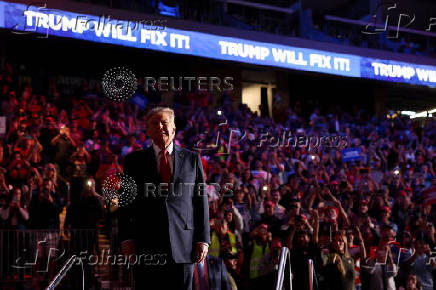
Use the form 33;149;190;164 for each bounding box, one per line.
118;144;210;263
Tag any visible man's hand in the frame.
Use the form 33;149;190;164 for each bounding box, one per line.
194;243;208;264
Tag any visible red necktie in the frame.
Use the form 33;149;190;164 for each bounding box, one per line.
159;149;172;184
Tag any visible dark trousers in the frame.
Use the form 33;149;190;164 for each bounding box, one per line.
134;198;194;289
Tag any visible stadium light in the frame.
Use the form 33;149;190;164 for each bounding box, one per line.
400;111;416;116
410;111;428;119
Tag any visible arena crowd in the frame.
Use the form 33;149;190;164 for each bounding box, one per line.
0;61;435;290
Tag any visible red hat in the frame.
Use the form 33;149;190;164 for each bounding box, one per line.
381;206;391;213
360;200;369;205
259;223;268;230
330;180;339;185
264;201;275;208
298;214;308;220
272;238;283;248
399;190;407;197
327;206;339;217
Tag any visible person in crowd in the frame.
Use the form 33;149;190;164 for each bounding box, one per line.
0;187;29;229
361;245;397;290
399;274;422;290
288;209;322;290
210;218;239;258
50;124;76;177
404;239;436;290
246;223;272;289
64;177;104;289
258;200;282;236
70;142;91;178
257;238;284;289
223;206;244;244
64;178;104;230
28;178;63;229
8;150;31;186
321;231;356;290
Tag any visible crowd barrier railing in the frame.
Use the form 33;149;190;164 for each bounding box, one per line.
274;247;316;290
0;229;98;288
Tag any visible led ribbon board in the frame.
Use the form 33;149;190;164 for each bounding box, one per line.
0;1;435;87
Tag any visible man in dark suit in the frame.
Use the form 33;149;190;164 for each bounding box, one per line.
118;107;210;290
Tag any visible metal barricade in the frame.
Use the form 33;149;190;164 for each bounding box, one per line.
274;247;292;290
0;229;98;289
274;248;317;290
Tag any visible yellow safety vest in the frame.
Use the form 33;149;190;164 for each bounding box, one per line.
209;231;237;258
249;241;270;279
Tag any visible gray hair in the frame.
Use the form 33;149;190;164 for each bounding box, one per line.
145;107;175;124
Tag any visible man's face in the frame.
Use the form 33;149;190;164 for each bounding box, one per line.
380;210;390;220
381;228;394;241
43;180;52;192
416;241;429;254
225;211;232;222
265;204;274;216
218;221;228;235
146;111;176;149
376;248;387;263
289;202;301;216
360;203;368;214
47;165;56;177
402;233;411;245
297;233;309;247
328;208;338;220
272;192;280;203
407;275;417;289
258;228;268;242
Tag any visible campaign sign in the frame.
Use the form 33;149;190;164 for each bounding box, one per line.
341;147;362;162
